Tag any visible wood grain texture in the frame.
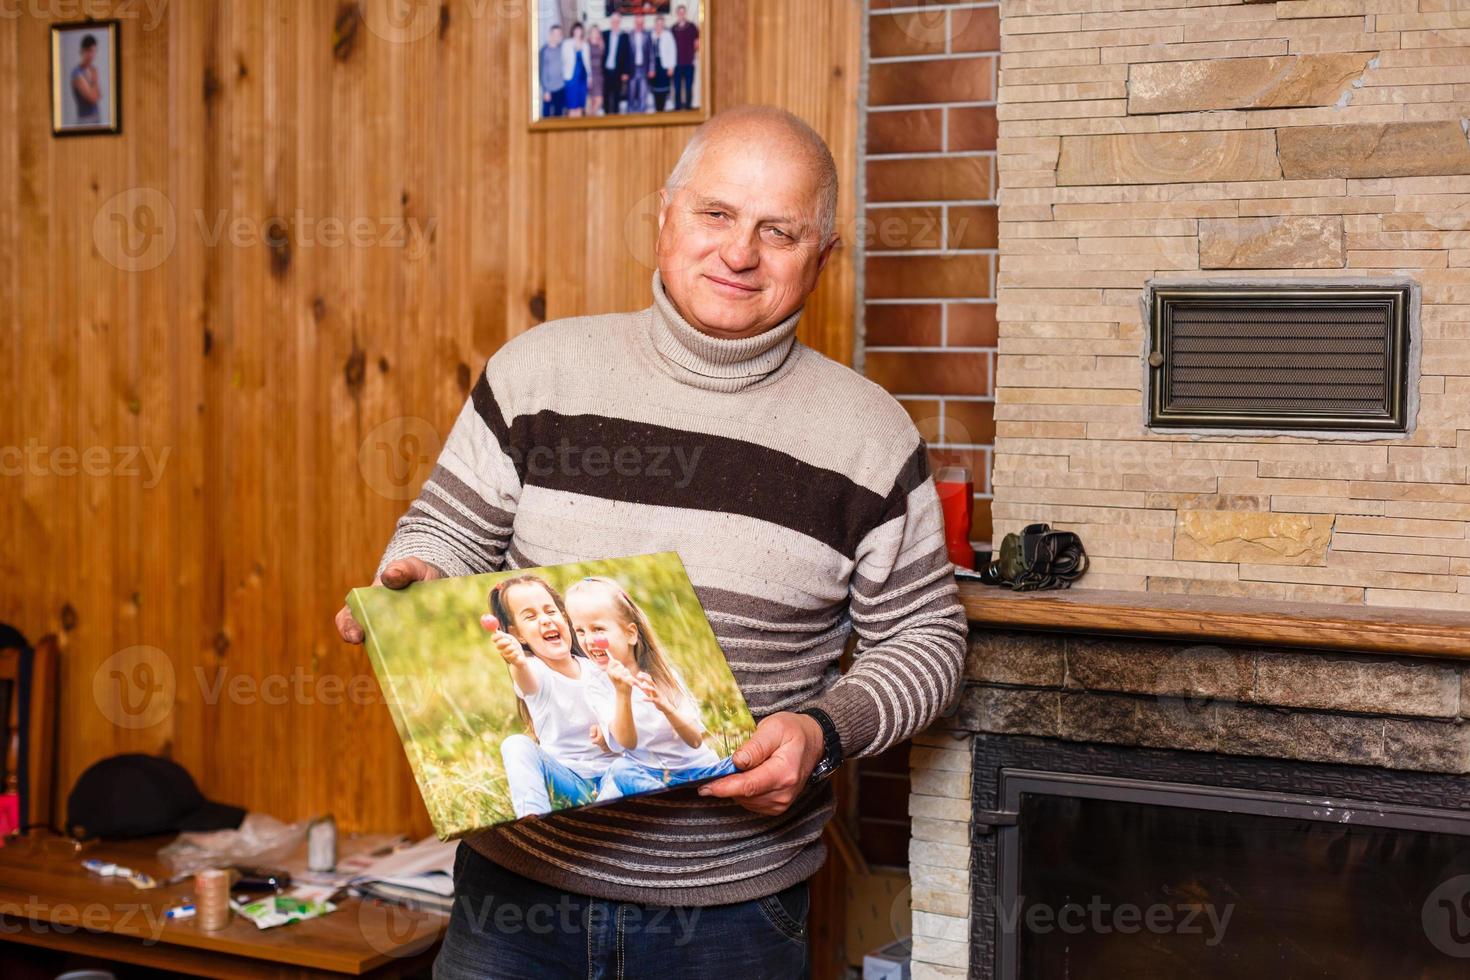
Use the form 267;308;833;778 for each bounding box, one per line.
960;583;1470;660
0;0;860;838
0;833;444;975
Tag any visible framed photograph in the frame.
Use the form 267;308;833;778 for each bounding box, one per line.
51;20;121;136
530;1;709;130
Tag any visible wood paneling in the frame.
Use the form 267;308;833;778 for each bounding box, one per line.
0;0;860;835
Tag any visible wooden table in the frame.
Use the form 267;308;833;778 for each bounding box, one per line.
0;834;447;978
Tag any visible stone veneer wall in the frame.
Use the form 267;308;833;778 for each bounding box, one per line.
990;0;1470;607
906;623;1470;978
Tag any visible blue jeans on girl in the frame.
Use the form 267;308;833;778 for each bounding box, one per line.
501;733;603;816
597;755;737;802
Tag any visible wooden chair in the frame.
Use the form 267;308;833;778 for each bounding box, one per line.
1;630;60;835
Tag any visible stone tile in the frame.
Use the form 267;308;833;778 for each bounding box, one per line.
901;400;944;442
869;156;992;202
867;350;990;396
1057;130;1280;185
869;305;942;348
959;685;1061;737
1058;690;1143;743
869;108;944;154
912;964;969;980
911;839;971;871
1128;53;1373;114
1199;214;1346;269
951;6;1001;54
966;630;1066;686
1173;510;1334;566
1383;718;1470;773
912;816;972;847
912;884;971;918
1066;635;1256;701
911;767;972;800
1254;651;1461;718
871;56;995;106
867;255;992;299
947;303;999;346
949;106;999;151
948;205;1000;249
867;205;947;251
1278;121;1470;178
871;11;951;58
1215;703;1387;767
945;400;996;446
910;794;973;821
914;910;970;942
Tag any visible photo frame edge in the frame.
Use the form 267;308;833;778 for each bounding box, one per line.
49;18;123;138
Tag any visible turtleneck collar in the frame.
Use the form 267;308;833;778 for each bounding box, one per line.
646;271;803;392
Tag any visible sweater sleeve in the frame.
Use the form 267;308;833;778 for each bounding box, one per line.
805;445;969;758
376;365;522;578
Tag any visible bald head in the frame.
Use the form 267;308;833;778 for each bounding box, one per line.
665;105;838;243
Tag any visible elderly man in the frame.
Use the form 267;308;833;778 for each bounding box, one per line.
337;105;967;978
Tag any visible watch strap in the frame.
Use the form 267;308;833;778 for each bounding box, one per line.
797;706;843;786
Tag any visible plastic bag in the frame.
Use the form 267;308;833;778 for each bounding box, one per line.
157;812;307;876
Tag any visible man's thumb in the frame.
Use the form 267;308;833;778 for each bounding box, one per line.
380;559;423;589
733;724;783;771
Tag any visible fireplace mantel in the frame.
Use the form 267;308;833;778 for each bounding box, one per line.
958;583;1470;661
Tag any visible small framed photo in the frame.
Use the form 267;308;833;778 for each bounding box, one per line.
51;20;121;136
531;2;709;130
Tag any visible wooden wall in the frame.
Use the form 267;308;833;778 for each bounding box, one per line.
0;0;860;835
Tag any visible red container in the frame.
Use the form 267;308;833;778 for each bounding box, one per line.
934;466;976;570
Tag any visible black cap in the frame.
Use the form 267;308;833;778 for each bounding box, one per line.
65;754;246;840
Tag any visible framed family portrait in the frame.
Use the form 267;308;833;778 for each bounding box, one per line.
530;1;710;130
50;20;121;136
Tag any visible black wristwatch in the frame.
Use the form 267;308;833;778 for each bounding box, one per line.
796;707;844;787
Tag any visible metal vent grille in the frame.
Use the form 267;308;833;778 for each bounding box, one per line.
1148;286;1412;431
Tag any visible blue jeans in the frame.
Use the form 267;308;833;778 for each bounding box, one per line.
501;734;602;817
596;755;737;802
433;844;809;979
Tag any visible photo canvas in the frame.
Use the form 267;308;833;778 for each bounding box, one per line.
348;552;755;839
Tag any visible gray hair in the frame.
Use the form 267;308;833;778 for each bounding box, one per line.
664;105;839;244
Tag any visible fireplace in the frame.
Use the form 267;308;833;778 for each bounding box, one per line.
970;735;1470;979
902;596;1470;980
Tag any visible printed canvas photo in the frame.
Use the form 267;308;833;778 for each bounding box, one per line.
348;552;755;839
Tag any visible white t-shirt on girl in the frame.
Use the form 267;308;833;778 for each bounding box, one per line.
513;656;616;779
590;677;721;771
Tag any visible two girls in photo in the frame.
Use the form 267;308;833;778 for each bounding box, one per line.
485;574;735;818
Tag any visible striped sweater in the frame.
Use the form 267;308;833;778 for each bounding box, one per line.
377;271;968;905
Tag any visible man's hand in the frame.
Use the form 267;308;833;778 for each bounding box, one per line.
334;557;442;643
698;711;824;816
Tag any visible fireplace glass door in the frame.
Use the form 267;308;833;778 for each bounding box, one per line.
993;770;1470;979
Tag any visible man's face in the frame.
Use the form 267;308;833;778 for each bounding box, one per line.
610;13;621;31
654;16;664;32
676;5;687;22
656;136;835;340
549;26;562;44
634;14;645;30
79;45;95;66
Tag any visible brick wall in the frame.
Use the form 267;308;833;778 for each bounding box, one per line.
863;1;1002;549
991;0;1470;607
